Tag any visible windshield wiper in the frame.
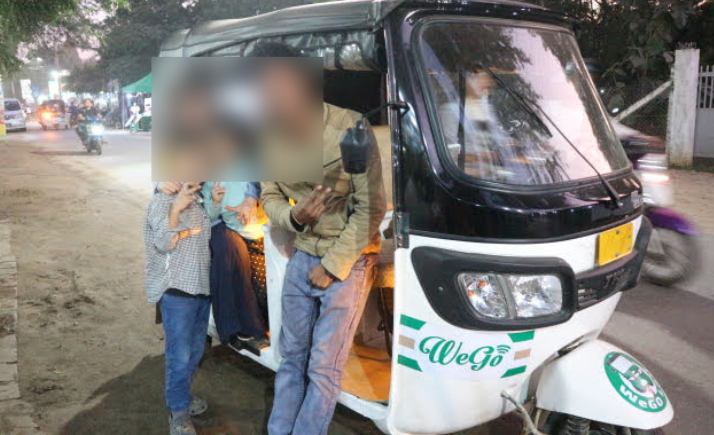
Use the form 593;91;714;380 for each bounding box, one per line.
477;63;623;208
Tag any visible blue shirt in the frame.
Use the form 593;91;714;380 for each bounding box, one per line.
202;182;263;240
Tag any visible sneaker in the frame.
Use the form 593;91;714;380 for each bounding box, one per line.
228;333;269;356
189;397;208;417
169;413;196;435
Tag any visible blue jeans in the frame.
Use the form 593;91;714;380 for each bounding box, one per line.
268;251;376;435
159;290;211;413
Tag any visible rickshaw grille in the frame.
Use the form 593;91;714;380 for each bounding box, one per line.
577;287;599;308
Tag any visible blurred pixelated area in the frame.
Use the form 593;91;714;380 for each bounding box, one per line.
152;57;323;182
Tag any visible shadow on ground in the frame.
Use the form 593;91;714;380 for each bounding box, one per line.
60;346;383;435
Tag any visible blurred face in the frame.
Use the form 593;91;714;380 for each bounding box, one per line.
466;72;495;98
84;100;94;108
260;60;314;131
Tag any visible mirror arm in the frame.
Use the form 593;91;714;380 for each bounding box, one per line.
361;101;409;121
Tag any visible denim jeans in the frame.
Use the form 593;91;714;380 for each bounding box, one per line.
159;290;211;413
268;251;376;435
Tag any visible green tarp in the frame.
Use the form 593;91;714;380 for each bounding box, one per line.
123;73;151;93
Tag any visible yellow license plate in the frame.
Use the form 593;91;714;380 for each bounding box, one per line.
598;222;634;266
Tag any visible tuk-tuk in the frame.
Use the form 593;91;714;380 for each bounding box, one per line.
38;99;70;130
160;1;672;434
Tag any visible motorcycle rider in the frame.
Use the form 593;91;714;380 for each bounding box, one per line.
76;98;102;144
69;101;79;127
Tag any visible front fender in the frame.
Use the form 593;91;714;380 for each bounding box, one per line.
536;340;673;430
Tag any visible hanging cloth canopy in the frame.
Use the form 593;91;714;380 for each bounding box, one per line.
123;73;151;93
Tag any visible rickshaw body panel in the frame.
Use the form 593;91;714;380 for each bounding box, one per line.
385;220;639;434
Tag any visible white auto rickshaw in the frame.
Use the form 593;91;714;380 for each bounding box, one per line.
160;1;672;434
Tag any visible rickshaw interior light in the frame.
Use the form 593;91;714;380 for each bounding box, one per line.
457;272;563;320
457;273;508;319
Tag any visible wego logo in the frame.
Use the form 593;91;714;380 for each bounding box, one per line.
397;314;535;380
418;336;510;371
604;351;668;412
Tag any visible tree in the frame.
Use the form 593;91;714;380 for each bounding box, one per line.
534;0;699;85
0;0;124;77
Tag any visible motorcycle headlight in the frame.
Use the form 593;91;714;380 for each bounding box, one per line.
90;125;104;135
457;272;563;319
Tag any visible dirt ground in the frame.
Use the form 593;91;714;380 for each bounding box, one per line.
0;133;712;435
0;137;394;435
669;169;714;234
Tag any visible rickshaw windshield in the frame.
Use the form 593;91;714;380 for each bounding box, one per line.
417;19;630;185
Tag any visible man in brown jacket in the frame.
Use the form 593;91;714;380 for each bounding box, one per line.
254;44;386;435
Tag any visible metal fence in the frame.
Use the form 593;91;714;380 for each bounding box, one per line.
603;82;671;138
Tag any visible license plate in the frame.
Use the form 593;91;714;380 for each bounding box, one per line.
598;222;634;266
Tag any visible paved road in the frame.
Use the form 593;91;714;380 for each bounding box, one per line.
4;122;714;434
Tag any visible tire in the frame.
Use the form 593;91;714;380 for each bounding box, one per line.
642;228;698;286
95;141;102;155
541;412;665;435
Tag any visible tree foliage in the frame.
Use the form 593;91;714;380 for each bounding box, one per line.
0;0;124;77
534;0;700;86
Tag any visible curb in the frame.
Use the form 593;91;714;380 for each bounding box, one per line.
0;221;47;434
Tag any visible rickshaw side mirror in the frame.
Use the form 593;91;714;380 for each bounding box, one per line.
340;119;372;174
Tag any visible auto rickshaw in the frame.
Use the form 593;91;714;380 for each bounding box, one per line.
38;99;69;130
159;1;672;434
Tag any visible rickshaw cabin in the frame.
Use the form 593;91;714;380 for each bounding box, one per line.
160;0;402;402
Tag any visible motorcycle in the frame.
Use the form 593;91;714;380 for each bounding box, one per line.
79;116;104;155
616;123;699;286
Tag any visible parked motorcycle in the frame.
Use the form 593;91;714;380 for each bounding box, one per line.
616;122;699;286
79;117;104;155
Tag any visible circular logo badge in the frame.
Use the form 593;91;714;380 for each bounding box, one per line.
604;351;667;412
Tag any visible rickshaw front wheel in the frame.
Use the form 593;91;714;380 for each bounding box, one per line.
540;412;665;435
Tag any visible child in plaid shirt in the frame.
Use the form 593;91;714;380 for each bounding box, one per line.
144;182;211;435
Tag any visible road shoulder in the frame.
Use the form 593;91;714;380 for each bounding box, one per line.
0;220;46;434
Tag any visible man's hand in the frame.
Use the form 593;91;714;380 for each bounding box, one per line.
308;264;335;290
171;182;201;214
157;182;182;195
211;182;226;205
224;196;258;225
291;185;332;226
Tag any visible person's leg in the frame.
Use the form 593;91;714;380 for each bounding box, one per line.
223;230;267;339
267;251;321;435
187;295;211;380
209;223;244;344
160;291;202;415
292;255;377;435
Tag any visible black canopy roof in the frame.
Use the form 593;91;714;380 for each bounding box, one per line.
160;0;547;57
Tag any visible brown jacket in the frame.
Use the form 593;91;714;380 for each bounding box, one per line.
261;103;386;280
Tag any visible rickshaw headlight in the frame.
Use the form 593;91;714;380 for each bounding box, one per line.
457;273;509;318
507;275;562;317
457;272;563;319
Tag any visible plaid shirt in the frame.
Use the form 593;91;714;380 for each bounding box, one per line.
144;192;211;303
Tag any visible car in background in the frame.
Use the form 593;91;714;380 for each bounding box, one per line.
4;98;26;132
